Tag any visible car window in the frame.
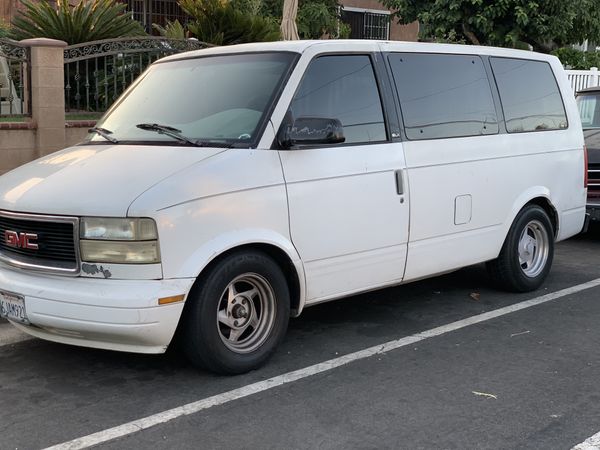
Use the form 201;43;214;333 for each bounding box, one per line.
286;55;387;145
388;53;499;140
93;52;295;145
577;94;600;129
490;57;568;133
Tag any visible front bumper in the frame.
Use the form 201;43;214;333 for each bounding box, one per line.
0;264;195;354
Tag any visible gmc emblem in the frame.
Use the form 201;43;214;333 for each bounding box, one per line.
4;230;39;250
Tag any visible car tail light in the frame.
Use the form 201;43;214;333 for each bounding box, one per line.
585;145;589;188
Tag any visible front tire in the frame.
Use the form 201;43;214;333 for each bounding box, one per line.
182;250;290;374
487;205;554;292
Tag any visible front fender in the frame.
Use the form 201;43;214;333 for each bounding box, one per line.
170;228;307;316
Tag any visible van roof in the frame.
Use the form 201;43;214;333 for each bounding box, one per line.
159;39;557;64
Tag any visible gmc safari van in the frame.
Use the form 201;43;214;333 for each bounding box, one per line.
0;41;587;374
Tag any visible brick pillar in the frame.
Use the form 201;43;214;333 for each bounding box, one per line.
20;38;67;157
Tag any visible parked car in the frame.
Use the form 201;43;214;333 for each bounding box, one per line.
0;41;587;374
576;86;600;221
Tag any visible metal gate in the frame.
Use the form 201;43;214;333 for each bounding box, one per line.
63;37;209;113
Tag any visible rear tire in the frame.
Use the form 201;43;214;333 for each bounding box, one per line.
487;204;554;292
182;250;290;374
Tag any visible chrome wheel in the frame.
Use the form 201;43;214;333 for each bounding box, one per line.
216;273;276;354
518;219;550;278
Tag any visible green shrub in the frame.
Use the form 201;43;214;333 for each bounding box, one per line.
152;19;187;39
552;47;600;69
230;0;264;16
0;19;11;39
298;1;349;39
231;0;348;39
179;0;280;45
11;0;146;45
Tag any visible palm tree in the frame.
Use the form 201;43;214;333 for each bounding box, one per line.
179;0;280;45
11;0;146;45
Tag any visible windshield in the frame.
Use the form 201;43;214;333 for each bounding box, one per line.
577;93;600;129
90;52;296;146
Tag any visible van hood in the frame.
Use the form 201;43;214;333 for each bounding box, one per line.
0;145;225;216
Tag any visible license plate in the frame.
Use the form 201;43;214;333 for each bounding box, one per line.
0;291;29;324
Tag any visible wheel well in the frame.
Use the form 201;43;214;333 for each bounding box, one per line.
198;243;301;317
526;197;558;237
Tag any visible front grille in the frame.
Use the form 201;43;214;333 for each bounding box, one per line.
588;163;600;199
0;211;78;273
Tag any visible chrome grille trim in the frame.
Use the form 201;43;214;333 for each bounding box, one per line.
0;210;80;276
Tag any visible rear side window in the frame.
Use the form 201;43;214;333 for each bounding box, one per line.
490;57;568;133
288;55;387;144
388;53;499;140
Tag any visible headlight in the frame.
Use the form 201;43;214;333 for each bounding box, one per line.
80;217;160;264
81;217;157;240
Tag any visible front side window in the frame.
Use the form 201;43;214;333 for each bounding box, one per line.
286;55;387;145
92;52;296;146
389;53;499;140
491;57;568;133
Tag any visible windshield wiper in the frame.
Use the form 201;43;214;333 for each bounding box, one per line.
195;141;236;149
88;127;119;144
136;123;201;147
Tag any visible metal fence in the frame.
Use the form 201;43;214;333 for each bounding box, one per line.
0;39;30;118
63;37;210;114
566;68;600;94
121;0;188;33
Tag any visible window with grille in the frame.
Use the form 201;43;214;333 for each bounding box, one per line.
122;0;146;27
120;0;188;33
341;9;390;40
150;0;187;29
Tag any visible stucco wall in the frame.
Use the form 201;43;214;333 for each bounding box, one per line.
0;124;37;175
0;120;94;176
66;122;94;148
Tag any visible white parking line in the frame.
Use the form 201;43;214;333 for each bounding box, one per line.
0;321;32;346
573;431;600;449
41;277;600;450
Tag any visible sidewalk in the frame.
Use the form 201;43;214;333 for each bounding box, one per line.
0;320;31;346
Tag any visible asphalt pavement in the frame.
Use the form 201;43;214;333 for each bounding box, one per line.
2;227;600;449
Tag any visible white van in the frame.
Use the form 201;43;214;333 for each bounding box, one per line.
0;41;587;374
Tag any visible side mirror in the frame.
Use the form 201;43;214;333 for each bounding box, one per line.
278;117;345;149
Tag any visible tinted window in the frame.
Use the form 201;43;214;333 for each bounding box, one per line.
389;53;498;140
287;55;386;144
577;93;600;129
491;57;568;133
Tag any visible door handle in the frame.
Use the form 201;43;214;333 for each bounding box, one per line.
395;169;404;195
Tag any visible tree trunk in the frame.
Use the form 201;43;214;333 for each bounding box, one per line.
462;23;480;45
532;40;557;54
